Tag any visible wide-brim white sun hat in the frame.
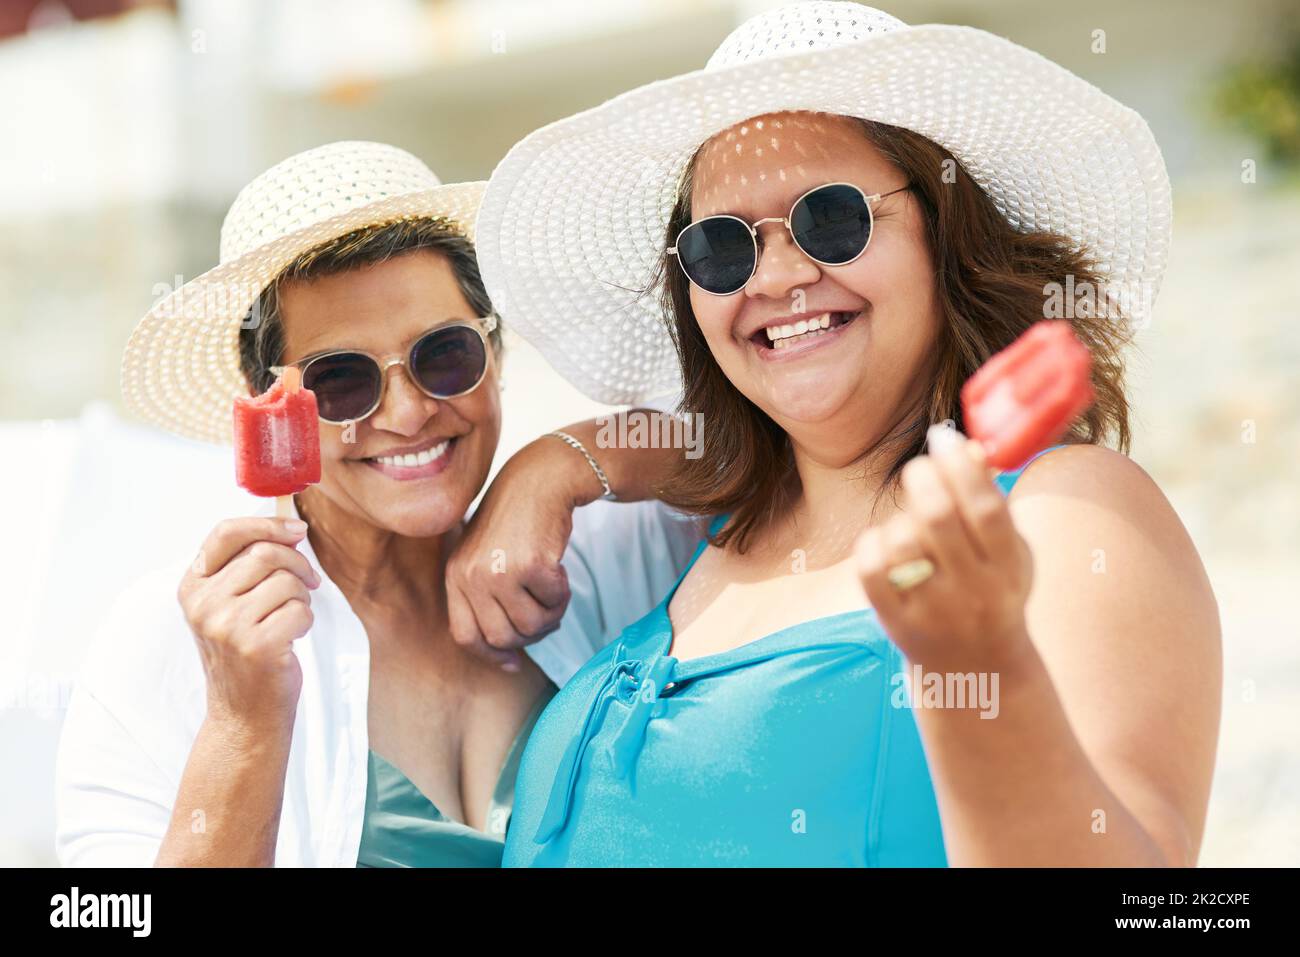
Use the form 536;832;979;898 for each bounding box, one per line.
475;1;1173;406
122;141;485;444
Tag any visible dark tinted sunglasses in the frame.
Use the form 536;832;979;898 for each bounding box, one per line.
270;316;497;425
668;182;911;296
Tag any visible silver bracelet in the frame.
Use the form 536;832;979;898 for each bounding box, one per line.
548;430;617;502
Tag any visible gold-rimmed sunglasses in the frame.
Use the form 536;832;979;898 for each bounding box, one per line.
668;182;911;295
270;315;497;424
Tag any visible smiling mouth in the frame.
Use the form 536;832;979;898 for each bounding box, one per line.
750;310;861;351
367;439;450;468
359;437;457;480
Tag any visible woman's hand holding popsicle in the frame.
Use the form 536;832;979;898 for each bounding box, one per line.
178;517;322;730
855;321;1095;670
155;372;325;866
161;517;320;867
172;367;326;729
855;426;1036;671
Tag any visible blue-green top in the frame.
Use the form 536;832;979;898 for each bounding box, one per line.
503;444;1067;866
357;681;556;868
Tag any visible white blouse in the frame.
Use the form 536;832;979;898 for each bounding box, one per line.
53;498;704;867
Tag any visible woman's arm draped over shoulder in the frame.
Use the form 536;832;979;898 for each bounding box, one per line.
446;408;694;667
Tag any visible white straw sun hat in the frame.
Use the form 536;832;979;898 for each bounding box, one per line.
475;1;1173;406
122;141;485;443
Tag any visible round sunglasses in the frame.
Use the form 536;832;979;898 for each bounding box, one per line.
270;315;497;424
668;182;912;296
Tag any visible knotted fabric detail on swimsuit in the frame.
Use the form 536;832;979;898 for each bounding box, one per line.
534;646;678;843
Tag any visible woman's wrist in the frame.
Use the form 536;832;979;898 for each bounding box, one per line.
203;705;296;754
902;616;1037;682
547;431;615;505
531;411;680;508
512;433;609;510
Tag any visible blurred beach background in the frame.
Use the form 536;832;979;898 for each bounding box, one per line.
1;0;1297;866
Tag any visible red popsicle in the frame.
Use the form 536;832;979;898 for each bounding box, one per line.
961;320;1095;471
234;366;321;516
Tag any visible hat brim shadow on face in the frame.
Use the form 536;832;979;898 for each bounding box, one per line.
474;23;1172;408
121;183;486;445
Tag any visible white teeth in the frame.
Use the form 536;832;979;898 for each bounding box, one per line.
764;312;834;342
374;440;450;467
764;312;841;348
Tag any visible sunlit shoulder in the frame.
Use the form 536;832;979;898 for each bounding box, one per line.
1004;440;1220;652
998;445;1222;868
1008;442;1184;547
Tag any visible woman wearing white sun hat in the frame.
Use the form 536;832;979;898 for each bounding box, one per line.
54;141;705;867
464;2;1221;866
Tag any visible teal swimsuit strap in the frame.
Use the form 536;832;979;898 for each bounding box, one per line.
994;443;1068;495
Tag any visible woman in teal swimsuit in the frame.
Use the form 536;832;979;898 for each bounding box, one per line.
502;450;1060;867
470;3;1222;866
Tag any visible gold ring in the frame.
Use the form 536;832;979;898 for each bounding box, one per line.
887;557;936;591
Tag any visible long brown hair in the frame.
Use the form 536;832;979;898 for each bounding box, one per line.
654;116;1134;553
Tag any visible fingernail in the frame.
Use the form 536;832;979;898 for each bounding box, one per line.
284;519;308;535
501;659;521;673
926;423;964;458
